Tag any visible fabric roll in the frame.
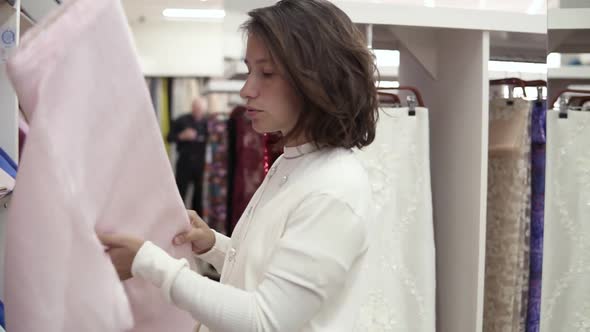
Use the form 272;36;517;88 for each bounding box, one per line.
229;107;265;234
540;110;590;332
484;98;532;332
203;116;230;235
5;0;195;330
354;107;436;332
526;100;547;332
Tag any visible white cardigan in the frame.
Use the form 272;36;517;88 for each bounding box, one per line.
132;143;372;331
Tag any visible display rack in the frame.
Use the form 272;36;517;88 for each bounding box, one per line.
0;1;548;331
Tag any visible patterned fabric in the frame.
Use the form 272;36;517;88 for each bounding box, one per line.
526;101;546;332
263;133;282;174
484;98;532;332
353;107;436;332
541;110;590;332
229;107;265;234
203;116;230;235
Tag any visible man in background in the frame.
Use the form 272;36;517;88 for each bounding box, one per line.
168;97;208;215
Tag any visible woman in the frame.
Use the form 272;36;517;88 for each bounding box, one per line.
99;0;379;330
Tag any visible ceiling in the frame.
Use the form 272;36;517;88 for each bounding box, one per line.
123;0;547;22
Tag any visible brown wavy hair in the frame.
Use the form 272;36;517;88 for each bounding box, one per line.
242;0;378;149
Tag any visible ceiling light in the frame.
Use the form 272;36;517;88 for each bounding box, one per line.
162;8;226;19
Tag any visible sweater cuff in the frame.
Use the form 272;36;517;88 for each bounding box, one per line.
132;241;189;303
197;230;228;261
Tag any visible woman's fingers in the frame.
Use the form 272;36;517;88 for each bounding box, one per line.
173;228;203;245
98;233;131;248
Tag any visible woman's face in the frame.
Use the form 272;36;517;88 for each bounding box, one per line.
240;34;303;140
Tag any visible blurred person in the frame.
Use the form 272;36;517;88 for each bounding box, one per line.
168;97;209;215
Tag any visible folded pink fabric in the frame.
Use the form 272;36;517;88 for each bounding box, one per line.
5;0;194;331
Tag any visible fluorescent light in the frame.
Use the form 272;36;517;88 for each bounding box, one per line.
162;8;226;19
377;81;400;88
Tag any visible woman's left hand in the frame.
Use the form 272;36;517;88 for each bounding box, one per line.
98;233;145;281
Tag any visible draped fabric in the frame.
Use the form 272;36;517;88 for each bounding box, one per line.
229;107;265;234
526;101;547;332
541;110;590;332
353;107;436;332
203;116;230;235
5;0;195;330
484;98;532;332
263;133;282;174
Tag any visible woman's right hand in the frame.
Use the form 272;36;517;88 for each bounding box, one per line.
173;210;216;255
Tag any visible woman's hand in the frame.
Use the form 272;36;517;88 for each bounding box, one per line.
173;210;216;255
98;233;145;281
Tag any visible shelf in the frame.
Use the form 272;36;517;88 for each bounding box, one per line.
369;25;546;64
489;71;547;81
226;0;546;34
548;8;590;30
548;66;590;79
548;29;590;53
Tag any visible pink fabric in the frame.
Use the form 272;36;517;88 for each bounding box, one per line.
5;0;195;331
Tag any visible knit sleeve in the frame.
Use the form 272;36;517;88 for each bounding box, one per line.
131;193;368;331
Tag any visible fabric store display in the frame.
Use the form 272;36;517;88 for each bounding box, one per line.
540;110;590;332
353;107;436;331
263;133;282;174
484;98;532;332
4;0;194;330
147;78;172;154
228;107;265;234
526;100;547;332
159;79;171;154
203;115;230;235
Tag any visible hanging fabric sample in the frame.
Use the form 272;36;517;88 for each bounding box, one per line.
263;133;282;174
353;107;436;332
526;100;546;332
228;107;265;234
203;115;230;235
4;0;195;330
540;110;590;332
159;78;171;154
484;98;532;332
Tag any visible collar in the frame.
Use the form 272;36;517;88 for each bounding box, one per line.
283;142;318;159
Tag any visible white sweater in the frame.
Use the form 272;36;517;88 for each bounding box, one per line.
132;143;372;331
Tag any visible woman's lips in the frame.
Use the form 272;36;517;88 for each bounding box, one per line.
245;107;263;118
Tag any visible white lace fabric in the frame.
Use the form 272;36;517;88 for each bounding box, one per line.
541;110;590;332
484;98;532;332
353;107;436;332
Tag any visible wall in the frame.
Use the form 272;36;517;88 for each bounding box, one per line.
130;19;225;77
